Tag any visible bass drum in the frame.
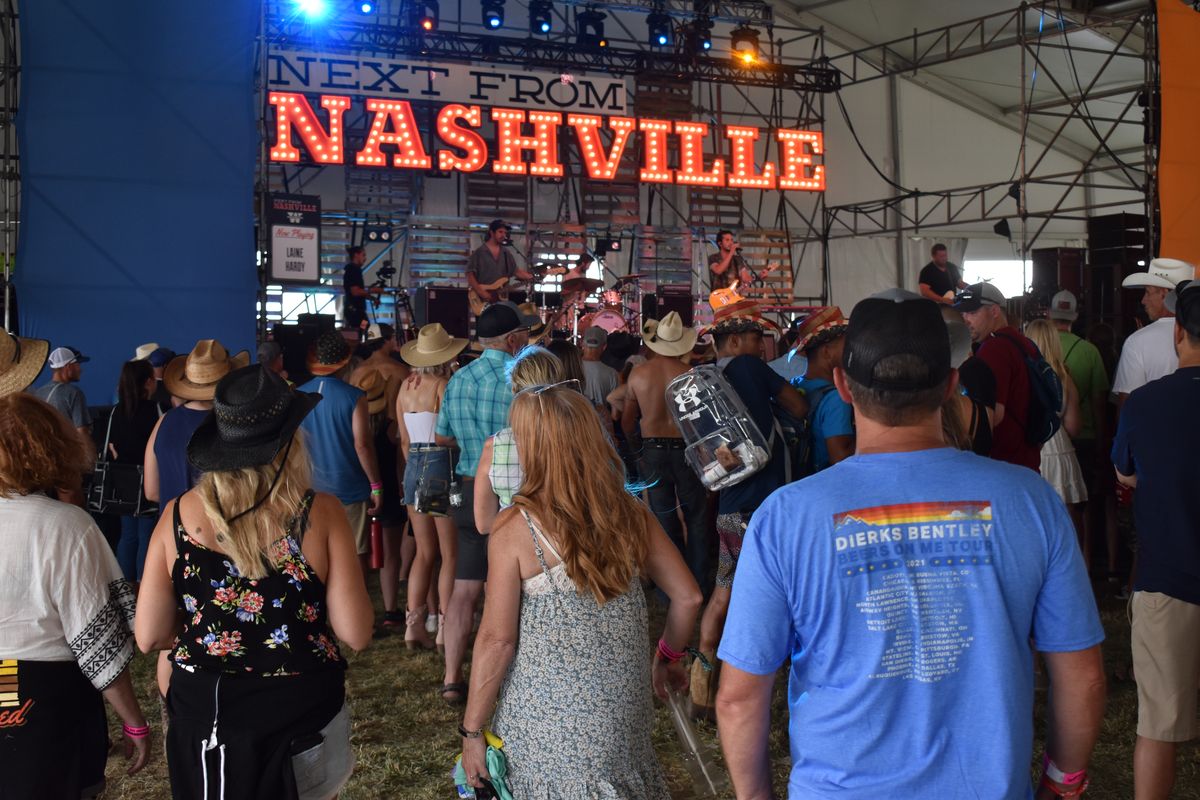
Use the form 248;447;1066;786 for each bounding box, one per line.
579;308;628;334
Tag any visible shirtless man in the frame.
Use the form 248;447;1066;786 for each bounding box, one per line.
622;312;711;589
351;323;410;423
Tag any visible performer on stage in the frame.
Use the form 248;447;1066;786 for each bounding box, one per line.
708;230;755;291
918;242;967;305
343;245;384;332
466;220;533;306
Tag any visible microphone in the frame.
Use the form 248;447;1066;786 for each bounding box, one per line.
735;247;743;253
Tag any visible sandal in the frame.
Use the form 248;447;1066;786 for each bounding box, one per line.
439;682;467;705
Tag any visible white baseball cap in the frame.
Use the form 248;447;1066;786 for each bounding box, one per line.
1048;290;1078;322
48;346;88;369
1121;258;1194;290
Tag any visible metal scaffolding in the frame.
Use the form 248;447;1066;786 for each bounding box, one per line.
0;0;16;332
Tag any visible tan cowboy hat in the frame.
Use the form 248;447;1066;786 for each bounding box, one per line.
164;339;250;401
400;323;469;368
133;342;160;361
351;368;387;415
642;311;698;358
518;302;548;342
0;329;49;398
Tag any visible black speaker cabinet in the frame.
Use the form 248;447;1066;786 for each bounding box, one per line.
642;286;694;328
413;286;470;339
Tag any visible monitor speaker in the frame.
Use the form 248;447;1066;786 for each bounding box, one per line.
642;286;694;328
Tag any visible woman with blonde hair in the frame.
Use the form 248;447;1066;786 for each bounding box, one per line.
397;323;469;650
135;365;373;799
1025;319;1087;517
460;384;702;797
0;393;151;796
473;345;565;533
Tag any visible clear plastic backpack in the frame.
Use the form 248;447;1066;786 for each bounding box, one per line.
666;364;771;490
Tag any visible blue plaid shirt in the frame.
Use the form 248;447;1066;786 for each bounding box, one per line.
436;347;514;477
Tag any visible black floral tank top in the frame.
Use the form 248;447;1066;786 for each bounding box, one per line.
169;490;345;676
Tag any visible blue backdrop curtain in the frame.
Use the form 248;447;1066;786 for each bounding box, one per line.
17;1;260;401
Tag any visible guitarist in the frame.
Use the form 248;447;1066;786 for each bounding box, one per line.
467;219;533;310
709;230;782;291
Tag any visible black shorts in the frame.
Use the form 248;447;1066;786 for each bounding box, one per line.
452;479;488;581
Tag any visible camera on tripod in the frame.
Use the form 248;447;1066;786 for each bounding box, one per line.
371;259;396;288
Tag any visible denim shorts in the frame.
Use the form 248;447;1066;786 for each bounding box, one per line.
402;446;452;507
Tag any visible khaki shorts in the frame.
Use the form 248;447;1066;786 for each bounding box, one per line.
1131;591;1200;741
343;500;369;555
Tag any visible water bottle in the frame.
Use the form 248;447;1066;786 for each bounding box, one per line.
368;516;384;569
665;686;730;796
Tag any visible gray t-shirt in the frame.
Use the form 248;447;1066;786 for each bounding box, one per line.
582;359;619;408
31;382;92;428
466;244;518;287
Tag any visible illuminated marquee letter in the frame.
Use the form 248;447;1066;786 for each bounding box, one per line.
269;93;349;164
568;114;636;180
725;126;777;190
491;108;564;177
356;99;431;168
638;119;673;183
436;104;488;173
674;122;726;187
777;129;825;191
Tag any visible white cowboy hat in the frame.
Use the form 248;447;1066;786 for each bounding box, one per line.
399;323;469;368
1122;258;1195;290
642;311;698;358
134;342;160;361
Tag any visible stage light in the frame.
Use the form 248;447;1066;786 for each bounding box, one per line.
687;15;713;54
357;1;373;13
412;1;438;31
596;238;621;252
530;0;552;33
993;219;1013;241
577;7;607;50
295;0;328;19
731;26;760;66
647;8;671;47
482;0;504;29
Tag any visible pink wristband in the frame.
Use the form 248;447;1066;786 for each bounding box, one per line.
1043;754;1087;785
123;723;150;739
657;638;684;663
369;481;383;490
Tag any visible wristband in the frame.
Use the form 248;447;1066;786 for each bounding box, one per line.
1043;755;1087;786
657;638;684;663
371;488;383;496
123;723;150;739
458;723;484;739
369;482;383;491
1039;773;1088;798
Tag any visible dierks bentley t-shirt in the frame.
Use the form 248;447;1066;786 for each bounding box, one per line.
718;447;1103;799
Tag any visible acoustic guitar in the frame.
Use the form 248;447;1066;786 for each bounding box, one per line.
468;266;569;316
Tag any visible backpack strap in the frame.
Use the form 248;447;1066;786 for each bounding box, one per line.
1063;337;1082;366
172;498;187;550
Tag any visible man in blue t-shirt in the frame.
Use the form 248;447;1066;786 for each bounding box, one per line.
1112;278;1200;799
690;316;808;718
717;295;1106;800
791;306;854;471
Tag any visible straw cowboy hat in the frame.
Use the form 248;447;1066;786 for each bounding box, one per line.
0;329;49;398
642;312;698;358
133;342;160;361
517;302;548;342
1122;257;1195;290
400;323;469;368
352;368;387;415
164;339;250;401
307;331;354;376
794;306;848;353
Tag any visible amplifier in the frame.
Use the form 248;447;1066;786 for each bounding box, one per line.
412;285;470;339
642;285;695;328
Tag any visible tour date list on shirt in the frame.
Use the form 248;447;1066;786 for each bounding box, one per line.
833;501;994;684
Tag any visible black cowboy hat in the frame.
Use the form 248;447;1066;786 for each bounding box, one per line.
187;365;321;472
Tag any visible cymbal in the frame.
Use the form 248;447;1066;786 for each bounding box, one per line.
614;274;643;284
562;277;605;293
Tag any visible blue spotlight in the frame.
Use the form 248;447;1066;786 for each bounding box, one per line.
358;1;374;13
295;0;328;19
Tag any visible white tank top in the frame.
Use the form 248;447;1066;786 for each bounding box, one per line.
403;411;439;445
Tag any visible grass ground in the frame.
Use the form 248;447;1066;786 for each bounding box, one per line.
102;583;1199;799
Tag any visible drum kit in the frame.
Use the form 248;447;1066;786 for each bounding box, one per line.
538;273;644;340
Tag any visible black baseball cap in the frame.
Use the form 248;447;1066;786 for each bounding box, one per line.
1174;280;1200;338
488;219;509;234
952;282;1006;312
843;297;951;391
476;303;522;339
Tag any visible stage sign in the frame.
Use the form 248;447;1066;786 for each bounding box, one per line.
267;93;826;192
268;51;628;114
268;193;322;285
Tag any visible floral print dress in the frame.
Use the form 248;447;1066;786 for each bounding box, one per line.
490;511;670;800
169;490;344;676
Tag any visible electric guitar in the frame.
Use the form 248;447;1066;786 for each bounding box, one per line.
468;266;569;316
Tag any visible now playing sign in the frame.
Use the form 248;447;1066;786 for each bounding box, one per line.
269;193;322;285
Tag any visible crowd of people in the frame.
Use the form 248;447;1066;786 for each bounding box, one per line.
0;253;1197;799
